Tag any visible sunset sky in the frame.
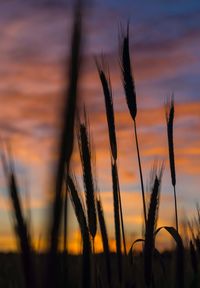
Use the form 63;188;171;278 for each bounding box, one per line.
0;0;200;252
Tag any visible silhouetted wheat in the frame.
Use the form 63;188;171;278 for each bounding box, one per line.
47;1;83;287
111;159;122;284
120;24;147;226
96;59;127;255
144;166;163;288
77;112;97;243
96;59;117;161
67;174;91;288
1;153;35;288
166;97;178;232
120;24;137;121
96;196;111;287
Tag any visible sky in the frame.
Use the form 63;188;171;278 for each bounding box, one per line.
0;0;200;252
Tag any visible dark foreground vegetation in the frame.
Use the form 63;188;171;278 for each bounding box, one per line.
0;250;198;288
1;1;200;287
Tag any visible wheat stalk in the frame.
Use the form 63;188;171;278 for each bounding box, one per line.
96;58;127;255
1;152;35;288
120;24;137;121
96;58;117;160
120;23;147;226
165;96;178;232
111;158;122;284
96;196;111;286
144;165;163;288
77;111;97;241
47;2;83;287
67;174;91;288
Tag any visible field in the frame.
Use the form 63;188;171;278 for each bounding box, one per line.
1;1;200;288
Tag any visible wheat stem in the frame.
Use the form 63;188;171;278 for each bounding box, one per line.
174;185;179;232
96;197;111;286
134;119;147;226
115;160;127;255
112;159;122;284
166;97;178;232
97;60;127;255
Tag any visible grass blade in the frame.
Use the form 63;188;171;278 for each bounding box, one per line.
155;226;184;288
